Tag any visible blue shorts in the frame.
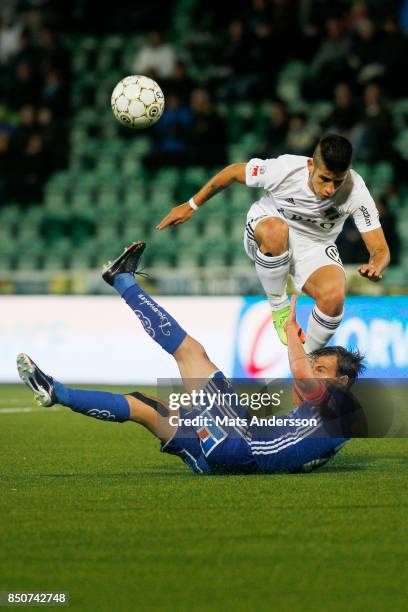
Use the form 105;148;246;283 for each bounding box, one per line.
161;372;258;474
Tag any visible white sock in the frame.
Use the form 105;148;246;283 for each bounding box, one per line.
304;304;344;352
254;248;290;310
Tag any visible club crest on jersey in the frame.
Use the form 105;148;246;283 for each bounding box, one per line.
252;165;266;177
325;245;342;265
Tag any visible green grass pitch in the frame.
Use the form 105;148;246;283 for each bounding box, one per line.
1;383;407;611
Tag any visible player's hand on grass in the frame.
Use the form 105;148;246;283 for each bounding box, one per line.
156;203;194;230
357;263;383;282
285;295;298;332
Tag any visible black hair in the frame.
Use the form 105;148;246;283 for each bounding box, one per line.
309;346;365;385
313;134;352;173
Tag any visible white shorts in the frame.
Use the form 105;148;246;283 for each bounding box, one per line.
244;199;345;293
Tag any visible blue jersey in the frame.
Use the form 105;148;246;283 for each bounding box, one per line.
161;372;359;474
249;387;356;473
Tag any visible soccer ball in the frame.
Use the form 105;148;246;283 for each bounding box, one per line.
111;75;165;129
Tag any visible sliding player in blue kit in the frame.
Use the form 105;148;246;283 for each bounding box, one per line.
17;241;365;475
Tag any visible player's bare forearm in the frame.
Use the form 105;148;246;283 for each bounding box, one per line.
358;228;390;281
369;248;390;273
192;163;246;207
287;326;313;379
156;163;246;230
286;296;323;400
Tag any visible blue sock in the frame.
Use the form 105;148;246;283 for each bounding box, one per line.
54;381;130;422
113;273;187;354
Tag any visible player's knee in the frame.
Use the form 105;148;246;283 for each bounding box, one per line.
316;286;345;316
255;218;289;255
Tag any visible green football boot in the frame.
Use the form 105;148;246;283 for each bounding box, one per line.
272;305;305;346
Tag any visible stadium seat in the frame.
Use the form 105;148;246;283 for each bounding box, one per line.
0;232;16;257
155;168;180;189
230;250;253;268
122;224;147;244
15;254;41;271
67;252;94;270
0;205;21;227
175;252;201;268
0;255;14;271
394;128;408;160
22;206;44;228
183;167;208;192
393;98;408;127
42;254;67;271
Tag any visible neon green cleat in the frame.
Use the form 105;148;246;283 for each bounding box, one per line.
272;305;305;346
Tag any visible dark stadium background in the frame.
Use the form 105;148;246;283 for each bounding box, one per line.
0;0;407;294
1;3;408;611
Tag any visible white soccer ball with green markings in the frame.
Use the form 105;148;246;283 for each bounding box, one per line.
111;75;165;129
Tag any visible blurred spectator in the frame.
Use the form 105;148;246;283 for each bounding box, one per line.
17;133;49;204
257;101;289;158
132;30;176;79
161;61;195;105
7;61;38;109
36;106;65;168
143;93;192;169
217;20;259;100
0;106;14;135
324;82;360;134
268;0;304;63
349;19;384;84
188;88;227;167
36;26;66;73
8;30;35;70
0;14;22;65
353;82;394;163
252;22;275;85
308;18;352;99
285;113;319;156
11;104;36;151
37;106;55;147
377;16;408;97
40;67;66;114
346;0;370;33
0;133;13;203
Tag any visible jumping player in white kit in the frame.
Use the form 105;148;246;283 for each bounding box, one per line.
157;134;390;352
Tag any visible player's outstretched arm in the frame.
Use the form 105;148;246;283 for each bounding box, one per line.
285;297;327;403
156;163;246;230
286;296;314;379
358;227;390;282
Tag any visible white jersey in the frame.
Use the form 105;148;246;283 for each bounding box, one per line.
245;154;381;240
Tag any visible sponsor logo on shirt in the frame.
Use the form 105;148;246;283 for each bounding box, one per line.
284;197;295;205
276;208;336;230
359;205;372;226
324;206;341;220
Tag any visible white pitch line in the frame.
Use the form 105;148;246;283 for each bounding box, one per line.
0;407;64;414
